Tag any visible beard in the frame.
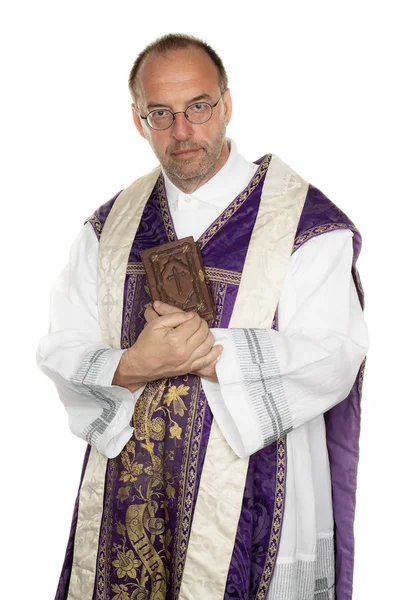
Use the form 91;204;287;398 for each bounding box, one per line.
148;122;227;185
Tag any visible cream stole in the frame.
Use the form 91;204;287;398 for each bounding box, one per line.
67;156;308;600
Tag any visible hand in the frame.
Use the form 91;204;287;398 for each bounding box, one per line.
146;301;223;383
113;301;222;391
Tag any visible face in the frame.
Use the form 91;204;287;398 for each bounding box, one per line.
132;47;232;190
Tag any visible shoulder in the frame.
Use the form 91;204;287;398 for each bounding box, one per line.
85;190;123;241
293;183;361;261
84;165;162;241
256;153;361;258
291;227;354;269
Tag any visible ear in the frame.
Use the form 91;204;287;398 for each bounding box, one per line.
222;88;232;126
131;104;146;139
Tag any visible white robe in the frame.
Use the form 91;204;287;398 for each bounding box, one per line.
37;140;369;599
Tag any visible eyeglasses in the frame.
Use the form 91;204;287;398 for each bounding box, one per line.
139;96;223;130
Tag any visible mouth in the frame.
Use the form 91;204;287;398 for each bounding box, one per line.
171;148;201;159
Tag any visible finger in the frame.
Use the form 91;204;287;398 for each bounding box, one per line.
186;323;213;356
192;359;219;379
156;310;197;330
190;344;223;372
153;300;185;316
187;330;215;361
144;306;159;323
169;312;203;341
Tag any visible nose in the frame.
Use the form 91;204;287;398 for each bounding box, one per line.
171;112;193;141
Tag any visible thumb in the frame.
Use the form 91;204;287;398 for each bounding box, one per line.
153;300;185;316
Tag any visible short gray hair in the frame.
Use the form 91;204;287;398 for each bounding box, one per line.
128;33;228;101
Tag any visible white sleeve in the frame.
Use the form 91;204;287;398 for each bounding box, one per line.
201;229;369;458
37;222;144;459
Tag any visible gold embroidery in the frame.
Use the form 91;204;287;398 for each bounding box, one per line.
125;504;167;600
110;377;206;599
208;281;227;329
292;222;359;253
256;436;286;599
163;384;189;417
110;382;171;597
87;214;103;240
117;487;131;504
111;583;130;600
120;450;144;482
170;378;204;597
112;547;141;579
157;155;272;249
126;263;146;276
169;423;182;440
197;155;271;249
158;177;176;243
96;458;117;599
121;275;137;349
127;263;241;286
206;267;241;286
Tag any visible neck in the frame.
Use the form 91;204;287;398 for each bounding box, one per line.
169;139;230;194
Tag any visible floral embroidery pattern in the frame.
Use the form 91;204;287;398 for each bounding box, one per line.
163;385;189;417
112;548;141;579
111;583;129;600
104;377;200;599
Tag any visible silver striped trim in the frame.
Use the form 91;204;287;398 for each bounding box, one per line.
267;536;335;600
71;349;121;446
314;536;335;599
72;348;109;385
315;578;334;599
230;328;292;446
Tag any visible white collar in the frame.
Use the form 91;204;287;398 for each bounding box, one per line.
162;139;256;210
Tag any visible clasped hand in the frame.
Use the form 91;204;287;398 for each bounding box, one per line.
113;301;223;392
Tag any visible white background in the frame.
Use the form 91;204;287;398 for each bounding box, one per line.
1;1;398;598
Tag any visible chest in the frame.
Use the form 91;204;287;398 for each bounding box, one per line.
121;174;266;348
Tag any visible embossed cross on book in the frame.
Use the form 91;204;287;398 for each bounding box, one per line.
167;265;186;295
140;236;215;320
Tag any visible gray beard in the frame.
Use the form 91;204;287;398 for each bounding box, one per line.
152;125;227;193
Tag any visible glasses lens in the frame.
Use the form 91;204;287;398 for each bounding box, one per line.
147;110;174;130
186;103;212;124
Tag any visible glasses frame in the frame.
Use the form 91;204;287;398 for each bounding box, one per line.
139;96;223;131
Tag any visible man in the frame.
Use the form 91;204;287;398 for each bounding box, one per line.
37;34;369;600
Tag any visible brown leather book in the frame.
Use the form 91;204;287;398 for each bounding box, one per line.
140;237;215;320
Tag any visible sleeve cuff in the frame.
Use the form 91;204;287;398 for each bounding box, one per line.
204;328;293;457
230;328;293;445
70;348;142;458
201;329;263;457
71;347;126;387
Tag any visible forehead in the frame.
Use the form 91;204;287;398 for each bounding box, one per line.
136;47;220;106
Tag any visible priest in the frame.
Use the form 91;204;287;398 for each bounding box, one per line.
37;33;369;600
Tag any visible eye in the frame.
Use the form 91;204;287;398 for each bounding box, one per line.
191;103;208;112
151;110;168;119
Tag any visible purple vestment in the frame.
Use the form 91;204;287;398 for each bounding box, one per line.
55;156;364;600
